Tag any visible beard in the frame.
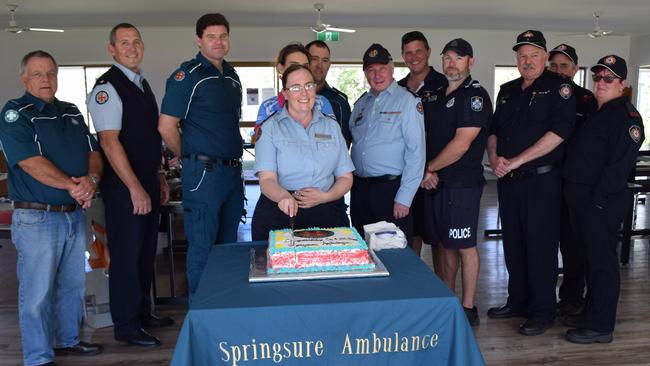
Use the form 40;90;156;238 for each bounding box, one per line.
444;68;468;82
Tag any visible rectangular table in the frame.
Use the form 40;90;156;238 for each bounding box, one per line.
171;242;484;366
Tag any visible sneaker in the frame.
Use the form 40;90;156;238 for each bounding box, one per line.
464;306;480;326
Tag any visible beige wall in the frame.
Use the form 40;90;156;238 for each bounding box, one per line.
0;25;633;105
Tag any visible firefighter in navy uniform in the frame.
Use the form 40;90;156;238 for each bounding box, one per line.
486;30;576;336
398;31;448;258
563;55;643;344
547;43;598;317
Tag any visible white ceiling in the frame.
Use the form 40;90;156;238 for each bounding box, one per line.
3;0;650;36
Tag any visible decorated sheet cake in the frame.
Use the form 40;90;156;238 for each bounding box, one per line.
267;227;376;273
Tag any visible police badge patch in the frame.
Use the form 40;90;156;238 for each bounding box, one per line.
471;96;483;112
416;102;424;115
4;109;19;123
630;125;642;143
95;91;109;104
174;70;185;81
446;97;455;108
559;83;572;100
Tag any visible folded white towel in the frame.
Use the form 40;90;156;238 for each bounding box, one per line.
363;221;407;251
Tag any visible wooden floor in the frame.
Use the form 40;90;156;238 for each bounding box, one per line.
1;180;649;365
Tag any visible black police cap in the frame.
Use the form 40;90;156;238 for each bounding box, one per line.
512;30;546;51
549;44;578;65
363;43;392;70
591;54;627;80
441;38;473;57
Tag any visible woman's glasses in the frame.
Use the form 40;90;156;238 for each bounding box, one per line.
286;82;317;93
592;74;619;84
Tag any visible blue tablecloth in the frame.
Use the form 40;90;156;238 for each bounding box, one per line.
171;242;484;365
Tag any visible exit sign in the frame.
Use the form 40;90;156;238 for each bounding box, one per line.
316;31;340;42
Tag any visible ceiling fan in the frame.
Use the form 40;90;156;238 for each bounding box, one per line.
585;12;613;38
4;4;64;34
310;3;355;33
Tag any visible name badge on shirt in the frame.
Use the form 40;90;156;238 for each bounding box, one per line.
315;133;332;140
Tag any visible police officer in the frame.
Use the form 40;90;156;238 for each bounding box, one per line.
563;55;643;344
0;50;103;366
349;43;425;246
252;65;353;238
306;40;353;143
398;31;447;259
486;30;576;336
420;39;492;326
88;23;171;347
547;43;598;317
158;13;244;300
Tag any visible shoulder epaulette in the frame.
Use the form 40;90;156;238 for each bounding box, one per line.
500;78;520;90
95;78;108;85
354;92;368;105
260;111;278;126
332;86;348;100
625;101;642;120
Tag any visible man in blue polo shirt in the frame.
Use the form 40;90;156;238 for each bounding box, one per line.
0;50;103;366
158;13;244;300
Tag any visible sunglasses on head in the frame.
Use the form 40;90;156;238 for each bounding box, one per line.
592;74;619;83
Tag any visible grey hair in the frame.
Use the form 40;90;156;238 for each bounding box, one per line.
20;50;57;75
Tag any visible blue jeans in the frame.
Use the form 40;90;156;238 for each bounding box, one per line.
12;208;86;366
181;158;244;301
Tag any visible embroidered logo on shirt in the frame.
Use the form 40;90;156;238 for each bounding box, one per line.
70;118;80;125
446;97;455;108
471;96;483;112
4;109;18;123
95;91;109;104
630;125;642;143
174;70;186;81
559;84;572;100
416;102;424;115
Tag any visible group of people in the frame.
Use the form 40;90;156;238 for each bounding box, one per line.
0;10;643;366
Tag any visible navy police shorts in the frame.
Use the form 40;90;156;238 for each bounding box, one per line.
422;184;483;249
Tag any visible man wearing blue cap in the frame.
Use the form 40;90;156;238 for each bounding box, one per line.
349;43;425;247
486;30;576;336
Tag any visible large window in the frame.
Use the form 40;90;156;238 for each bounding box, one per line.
493;66;586;100
637;67;650;147
56;65;110;133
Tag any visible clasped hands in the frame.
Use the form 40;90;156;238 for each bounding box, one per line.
68;175;97;209
490;156;522;178
277;188;327;217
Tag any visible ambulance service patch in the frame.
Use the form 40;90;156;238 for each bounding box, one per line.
471;96;483;112
4;109;18;123
95;91;109;105
630;125;642;143
559;83;572;100
174;70;185;81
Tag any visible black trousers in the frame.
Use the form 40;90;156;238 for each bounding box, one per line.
497;169;560;323
251;194;349;241
558;184;586;304
350;178;413;246
564;182;627;333
103;173;160;338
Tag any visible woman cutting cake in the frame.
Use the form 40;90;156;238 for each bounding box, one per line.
252;64;354;240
